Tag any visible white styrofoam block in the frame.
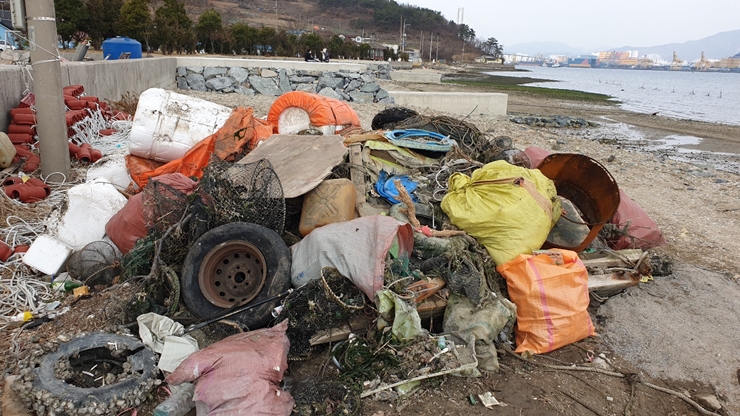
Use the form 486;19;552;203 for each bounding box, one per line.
86;153;132;191
47;181;128;251
129;88;233;162
22;235;73;276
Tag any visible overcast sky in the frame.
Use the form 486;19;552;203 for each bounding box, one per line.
404;0;740;51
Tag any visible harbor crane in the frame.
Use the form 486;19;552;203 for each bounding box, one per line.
694;51;710;71
670;51;683;70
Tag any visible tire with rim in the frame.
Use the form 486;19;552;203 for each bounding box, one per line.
181;222;292;329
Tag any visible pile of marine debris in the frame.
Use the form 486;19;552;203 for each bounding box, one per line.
0;88;675;416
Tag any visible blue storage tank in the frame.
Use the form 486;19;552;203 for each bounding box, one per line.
102;37;142;60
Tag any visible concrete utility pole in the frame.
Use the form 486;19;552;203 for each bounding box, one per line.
436;32;439;62
25;0;69;181
429;33;432;62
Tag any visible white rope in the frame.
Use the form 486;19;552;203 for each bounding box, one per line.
67;110;132;155
2;215;44;247
0;261;56;329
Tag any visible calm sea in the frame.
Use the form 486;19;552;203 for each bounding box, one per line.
488;66;740;126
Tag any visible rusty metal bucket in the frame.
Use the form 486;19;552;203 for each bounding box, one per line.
537;153;620;252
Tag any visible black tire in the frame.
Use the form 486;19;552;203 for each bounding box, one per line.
181;222;292;329
32;333;158;411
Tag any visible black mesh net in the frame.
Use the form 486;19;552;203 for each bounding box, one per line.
65;241;122;286
196;158;285;235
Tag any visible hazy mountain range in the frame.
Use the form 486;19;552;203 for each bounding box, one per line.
506;29;740;61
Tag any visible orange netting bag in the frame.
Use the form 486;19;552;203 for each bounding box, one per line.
126;107;273;188
497;249;594;354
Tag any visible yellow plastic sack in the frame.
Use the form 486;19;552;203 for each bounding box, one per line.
441;160;561;265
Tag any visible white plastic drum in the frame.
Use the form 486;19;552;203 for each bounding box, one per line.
129;88;233;162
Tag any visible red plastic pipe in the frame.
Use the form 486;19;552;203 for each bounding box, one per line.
67;101;86;110
3;177;22;186
0;241;12;262
9;108;35;117
26;177;51;196
12;114;37;125
75;146;91;163
7;134;34;145
12;245;29;254
22;155;40;173
12;183;47;202
7;125;36;135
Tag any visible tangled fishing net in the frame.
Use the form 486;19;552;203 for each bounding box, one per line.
290;379;361;415
120;158;285;319
66;241;122;286
278;267;368;360
195;158;285;235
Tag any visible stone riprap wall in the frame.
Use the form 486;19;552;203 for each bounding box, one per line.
176;64;394;104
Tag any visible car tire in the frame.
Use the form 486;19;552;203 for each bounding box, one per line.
32;333;158;413
181;222;292;329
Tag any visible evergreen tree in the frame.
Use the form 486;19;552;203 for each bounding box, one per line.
85;0;124;49
194;9;222;54
229;22;257;55
301;33;323;56
153;0;194;54
55;0;90;48
117;0;153;49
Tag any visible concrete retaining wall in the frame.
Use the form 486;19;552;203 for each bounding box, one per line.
0;66;28;131
64;58;175;103
0;57;175;130
389;71;442;84
387;91;508;116
175;57;368;73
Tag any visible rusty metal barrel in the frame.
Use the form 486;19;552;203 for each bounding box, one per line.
538;153;621;252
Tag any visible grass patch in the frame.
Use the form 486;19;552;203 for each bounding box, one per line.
442;73;617;104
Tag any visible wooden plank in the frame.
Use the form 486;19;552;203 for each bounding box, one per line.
348;143;366;205
309;315;370;346
588;272;640;298
416;295;448;319
236;134;348;198
579;249;644;270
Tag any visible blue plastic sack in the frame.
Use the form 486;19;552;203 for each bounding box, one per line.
375;170;418;204
384;129;453;153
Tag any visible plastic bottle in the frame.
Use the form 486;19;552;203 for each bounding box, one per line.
10;311;33;323
154;383;195;416
51;280;82;292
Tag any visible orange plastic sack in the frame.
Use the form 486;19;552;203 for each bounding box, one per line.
497;249;594;354
267;91;360;134
105;173;198;254
127;107;273;188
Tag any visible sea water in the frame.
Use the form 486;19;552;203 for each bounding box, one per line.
488;67;740;126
